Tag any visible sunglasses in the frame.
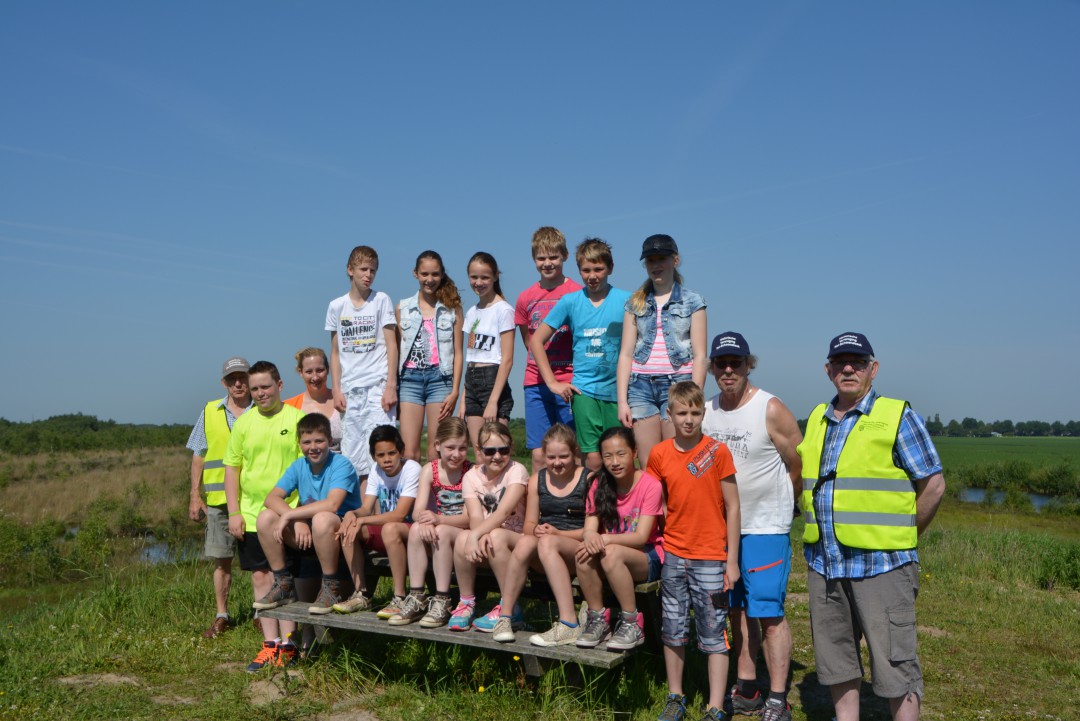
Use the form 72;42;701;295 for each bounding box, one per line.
712;358;745;370
481;446;511;457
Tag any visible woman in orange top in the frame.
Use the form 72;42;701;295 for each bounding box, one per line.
284;347;342;450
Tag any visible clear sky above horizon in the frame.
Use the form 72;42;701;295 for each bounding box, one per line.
2;1;1078;426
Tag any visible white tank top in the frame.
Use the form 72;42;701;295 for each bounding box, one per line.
702;389;793;534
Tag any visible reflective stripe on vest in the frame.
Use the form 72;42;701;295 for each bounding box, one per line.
202;400;232;505
797;396;916;550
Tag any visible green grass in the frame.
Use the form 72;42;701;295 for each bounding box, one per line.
934;436;1080;468
1;499;1077;721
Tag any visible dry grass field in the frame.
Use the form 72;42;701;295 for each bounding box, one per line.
0;447;191;530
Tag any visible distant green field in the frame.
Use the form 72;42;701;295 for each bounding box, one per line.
934;436;1080;469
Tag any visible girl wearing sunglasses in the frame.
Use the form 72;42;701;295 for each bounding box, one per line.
447;421;528;631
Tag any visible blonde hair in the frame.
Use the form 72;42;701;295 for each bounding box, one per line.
668;380;704;410
531;226;568;260
434;416;470;446
575;237;613;269
347;245;379;270
628;262;683;314
477;420;513;449
294;347;329;372
541;423;580;459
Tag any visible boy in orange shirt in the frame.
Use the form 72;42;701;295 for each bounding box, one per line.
647;381;741;721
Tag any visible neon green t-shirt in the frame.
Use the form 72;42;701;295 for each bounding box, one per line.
224;404;305;531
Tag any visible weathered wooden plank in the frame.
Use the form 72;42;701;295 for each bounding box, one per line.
261;602;636;670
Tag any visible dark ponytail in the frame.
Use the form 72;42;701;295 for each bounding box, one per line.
592;427;637;532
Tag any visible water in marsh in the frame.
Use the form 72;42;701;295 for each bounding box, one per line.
959;487;1053;511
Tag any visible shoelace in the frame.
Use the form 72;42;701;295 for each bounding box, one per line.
253;644;277;664
450;602;475;617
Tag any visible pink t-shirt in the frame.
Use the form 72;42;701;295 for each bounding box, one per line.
515;278;582;386
585;472;665;562
462;460;529;533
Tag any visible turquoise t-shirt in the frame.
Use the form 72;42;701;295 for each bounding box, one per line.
274;451;362;516
542;286;630;402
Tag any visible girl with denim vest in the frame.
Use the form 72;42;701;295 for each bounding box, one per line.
616;235;708;468
397;251;464;463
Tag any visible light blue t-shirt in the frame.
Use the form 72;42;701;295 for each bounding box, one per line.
542;286;631;402
275;452;361;516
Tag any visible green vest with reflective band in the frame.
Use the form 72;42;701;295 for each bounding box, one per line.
202;400;232;506
798;396;916;550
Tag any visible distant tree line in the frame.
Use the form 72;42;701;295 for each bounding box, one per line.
794;415;1080;438
923;415;1080;438
0;414;190;455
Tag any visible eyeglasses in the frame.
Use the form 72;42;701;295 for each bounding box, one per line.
829;359;871;371
712;358;745;370
481;446;511;457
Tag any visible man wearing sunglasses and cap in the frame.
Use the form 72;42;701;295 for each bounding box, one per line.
797;333;945;721
702;332;802;721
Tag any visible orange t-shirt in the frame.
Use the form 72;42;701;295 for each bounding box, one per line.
647;435;736;561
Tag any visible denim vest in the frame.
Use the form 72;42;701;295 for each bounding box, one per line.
398;293;456;376
627;283;705;368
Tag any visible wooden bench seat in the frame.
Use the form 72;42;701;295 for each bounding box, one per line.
261;553;662;675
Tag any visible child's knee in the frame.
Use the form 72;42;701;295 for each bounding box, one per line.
255;508;279;531
311;512;340;537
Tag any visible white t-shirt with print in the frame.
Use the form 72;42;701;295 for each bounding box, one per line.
463;300;515;365
365;458;422;515
326;291;395;390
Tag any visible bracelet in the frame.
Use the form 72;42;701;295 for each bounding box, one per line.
228;511;242;518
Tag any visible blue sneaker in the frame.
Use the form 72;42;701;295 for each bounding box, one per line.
657;693;687;721
447;601;475;631
473;603;523;633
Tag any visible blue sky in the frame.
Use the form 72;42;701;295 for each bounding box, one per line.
1;1;1077;425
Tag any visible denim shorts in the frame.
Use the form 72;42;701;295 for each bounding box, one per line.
399;366;454;406
660;551;731;653
627;372;693;421
644;544;663;583
523;384;574;449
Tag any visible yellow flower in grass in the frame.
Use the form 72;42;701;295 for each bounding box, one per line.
478;686;486;693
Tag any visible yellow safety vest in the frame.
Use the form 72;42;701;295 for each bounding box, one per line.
798;396;916;550
202;400;233;506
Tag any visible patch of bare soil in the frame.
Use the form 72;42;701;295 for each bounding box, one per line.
57;673;140;687
247;670;306;706
151;694;198;706
311;709;378;721
918;624;949;638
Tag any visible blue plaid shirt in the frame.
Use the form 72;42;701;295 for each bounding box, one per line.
804;389;942;579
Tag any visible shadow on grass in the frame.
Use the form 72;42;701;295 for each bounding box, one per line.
796;672;892;721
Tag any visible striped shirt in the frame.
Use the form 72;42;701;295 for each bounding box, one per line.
804;389;942;580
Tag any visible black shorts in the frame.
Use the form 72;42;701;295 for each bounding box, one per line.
464;364;514;418
237;531;307;574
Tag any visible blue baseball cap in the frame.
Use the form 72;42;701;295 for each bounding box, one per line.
828;332;874;358
639;234;678;260
710;331;750;358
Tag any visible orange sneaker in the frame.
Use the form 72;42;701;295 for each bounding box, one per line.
246;641;278;673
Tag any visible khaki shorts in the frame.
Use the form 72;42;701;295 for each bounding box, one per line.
808;563;923;700
204;505;237;560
